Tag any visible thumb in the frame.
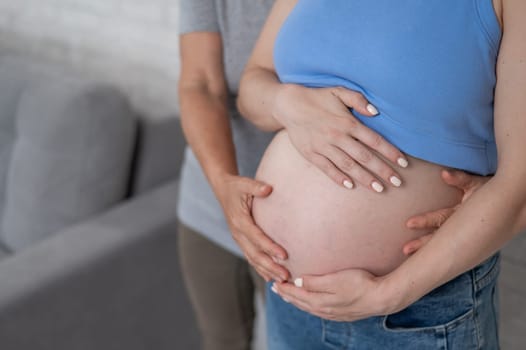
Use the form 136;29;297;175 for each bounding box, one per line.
295;273;339;294
330;87;379;117
237;177;273;197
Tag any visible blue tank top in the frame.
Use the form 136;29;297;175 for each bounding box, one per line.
274;0;502;175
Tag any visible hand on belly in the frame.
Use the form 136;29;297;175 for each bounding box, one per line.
252;131;462;279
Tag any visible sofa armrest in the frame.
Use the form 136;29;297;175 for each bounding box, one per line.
0;180;199;350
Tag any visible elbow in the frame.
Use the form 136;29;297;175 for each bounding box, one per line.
236;75;253;123
237;66;283;132
501;183;526;234
506;176;526;232
518;201;526;232
235;93;249;123
237;98;276;132
236;86;275;132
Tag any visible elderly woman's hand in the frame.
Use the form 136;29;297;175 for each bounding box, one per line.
273;84;408;192
215;173;290;282
402;169;491;255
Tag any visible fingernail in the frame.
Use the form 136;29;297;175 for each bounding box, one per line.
272;256;284;265
271;283;278;294
294;278;303;288
366;103;379;115
390;176;402;187
283;297;290;303
343;180;354;189
397;157;409;168
372;181;384;193
270;255;285;265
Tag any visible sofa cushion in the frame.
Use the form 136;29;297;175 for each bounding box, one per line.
0;55;79;240
0;64;35;234
0;124;14;237
0;240;11;261
1;78;137;251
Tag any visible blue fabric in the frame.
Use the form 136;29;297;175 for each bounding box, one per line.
274;0;502;175
267;254;500;349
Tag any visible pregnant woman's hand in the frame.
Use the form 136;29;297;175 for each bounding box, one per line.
216;174;290;282
273;84;408;192
271;269;393;322
402;169;491;255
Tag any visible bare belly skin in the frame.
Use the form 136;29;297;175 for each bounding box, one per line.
252;131;463;279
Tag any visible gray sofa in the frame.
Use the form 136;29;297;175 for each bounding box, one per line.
0;56;199;349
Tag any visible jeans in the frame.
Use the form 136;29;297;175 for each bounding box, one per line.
267;254;500;350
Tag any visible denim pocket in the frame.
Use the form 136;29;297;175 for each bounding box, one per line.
473;253;500;291
382;307;474;333
380;255;501;350
381;308;478;350
383;270;475;332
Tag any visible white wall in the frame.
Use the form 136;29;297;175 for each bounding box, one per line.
0;0;181;118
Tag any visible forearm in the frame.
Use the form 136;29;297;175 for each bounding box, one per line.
384;174;526;311
237;67;285;132
387;0;526;310
179;87;238;192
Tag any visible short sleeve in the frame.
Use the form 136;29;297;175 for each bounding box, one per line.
179;0;219;34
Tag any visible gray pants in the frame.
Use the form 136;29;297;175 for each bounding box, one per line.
177;222;265;350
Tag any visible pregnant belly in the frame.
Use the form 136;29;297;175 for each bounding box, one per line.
252;131;462;279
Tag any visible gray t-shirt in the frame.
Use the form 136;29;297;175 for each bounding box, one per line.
177;0;275;256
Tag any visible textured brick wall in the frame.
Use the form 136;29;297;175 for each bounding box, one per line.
0;0;181;118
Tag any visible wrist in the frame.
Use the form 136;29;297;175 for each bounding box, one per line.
374;273;414;316
209;170;237;201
